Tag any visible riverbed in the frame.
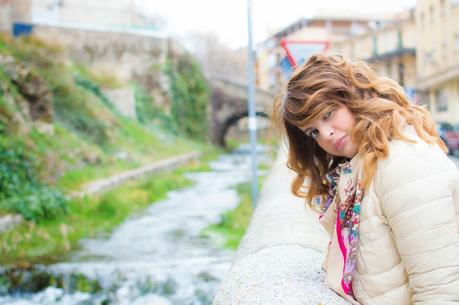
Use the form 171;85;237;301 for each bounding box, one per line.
0;146;272;305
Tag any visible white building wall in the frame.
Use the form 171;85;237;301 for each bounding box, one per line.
0;1;12;32
30;0;135;27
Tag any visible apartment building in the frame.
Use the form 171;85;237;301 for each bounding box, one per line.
416;0;459;123
330;10;417;102
264;1;459;124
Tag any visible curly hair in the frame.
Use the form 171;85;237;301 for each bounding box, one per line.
273;54;446;211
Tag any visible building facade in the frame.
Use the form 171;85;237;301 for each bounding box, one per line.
330;10;417;102
0;0;151;34
259;1;459;124
0;0;12;32
415;0;459;123
256;16;375;91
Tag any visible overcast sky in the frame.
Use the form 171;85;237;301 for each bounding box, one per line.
135;0;416;49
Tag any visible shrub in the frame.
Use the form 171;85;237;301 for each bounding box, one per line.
0;138;68;222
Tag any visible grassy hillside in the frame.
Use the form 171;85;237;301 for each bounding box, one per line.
0;34;216;263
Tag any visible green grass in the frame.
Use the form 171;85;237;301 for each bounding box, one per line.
20;117;201;193
0;33;225;264
203;177;264;250
0;147;222;265
56;160;140;191
0;165;194;265
56;133;218;192
75;65;124;89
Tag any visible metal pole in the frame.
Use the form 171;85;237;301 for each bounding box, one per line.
246;0;258;206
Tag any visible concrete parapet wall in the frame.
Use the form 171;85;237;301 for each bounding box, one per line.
74;152;201;197
213;146;350;305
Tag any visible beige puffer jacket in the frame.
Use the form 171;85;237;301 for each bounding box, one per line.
320;125;459;305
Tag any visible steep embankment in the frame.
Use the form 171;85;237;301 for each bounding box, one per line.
0;34;213;264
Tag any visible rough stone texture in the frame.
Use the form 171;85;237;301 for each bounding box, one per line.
213;146;350;305
103;88;136;118
0;53;53;125
32;25;167;85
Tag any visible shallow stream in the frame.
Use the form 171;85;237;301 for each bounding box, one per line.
0;146;271;305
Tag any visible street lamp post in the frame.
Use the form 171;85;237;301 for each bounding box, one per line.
246;0;258;206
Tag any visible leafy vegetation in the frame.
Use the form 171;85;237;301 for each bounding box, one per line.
0;138;67;222
0;34;221;265
165;54;209;141
0;165;194;264
134;84;176;134
0;34;201;195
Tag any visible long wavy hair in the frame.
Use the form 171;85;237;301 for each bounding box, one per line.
273;54;446;211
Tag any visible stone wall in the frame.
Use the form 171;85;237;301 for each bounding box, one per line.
32;25;168;84
102;88;136;119
29;24;172;118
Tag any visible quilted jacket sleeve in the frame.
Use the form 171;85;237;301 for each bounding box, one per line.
376;142;459;305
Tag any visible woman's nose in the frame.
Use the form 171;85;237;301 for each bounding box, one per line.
319;124;334;140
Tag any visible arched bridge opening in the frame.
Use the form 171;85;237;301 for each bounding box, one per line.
208;77;276;148
217;111;270;148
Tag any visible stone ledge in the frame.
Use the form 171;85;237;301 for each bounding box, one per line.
213;245;349;305
213;148;349;305
74;151;201;197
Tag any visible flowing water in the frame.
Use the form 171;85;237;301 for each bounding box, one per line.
0;146;272;305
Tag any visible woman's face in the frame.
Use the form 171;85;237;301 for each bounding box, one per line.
302;104;358;158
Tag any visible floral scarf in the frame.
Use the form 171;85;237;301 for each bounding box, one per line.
317;159;364;296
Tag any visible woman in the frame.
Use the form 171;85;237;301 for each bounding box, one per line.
273;54;459;305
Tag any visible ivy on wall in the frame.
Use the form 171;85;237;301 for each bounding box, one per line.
165;53;209;141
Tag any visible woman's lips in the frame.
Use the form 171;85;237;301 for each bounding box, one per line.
334;135;346;150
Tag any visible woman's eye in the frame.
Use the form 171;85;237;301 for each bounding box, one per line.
309;129;319;139
324;110;333;119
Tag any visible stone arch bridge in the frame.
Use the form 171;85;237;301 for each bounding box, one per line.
209;77;277;147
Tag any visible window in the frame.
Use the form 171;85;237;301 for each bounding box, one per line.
451;0;459;6
386;62;392;78
397;30;403;49
435;89;448;112
398;63;405;87
351;43;355;58
372;35;378;56
425;90;432;110
442;41;448;62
